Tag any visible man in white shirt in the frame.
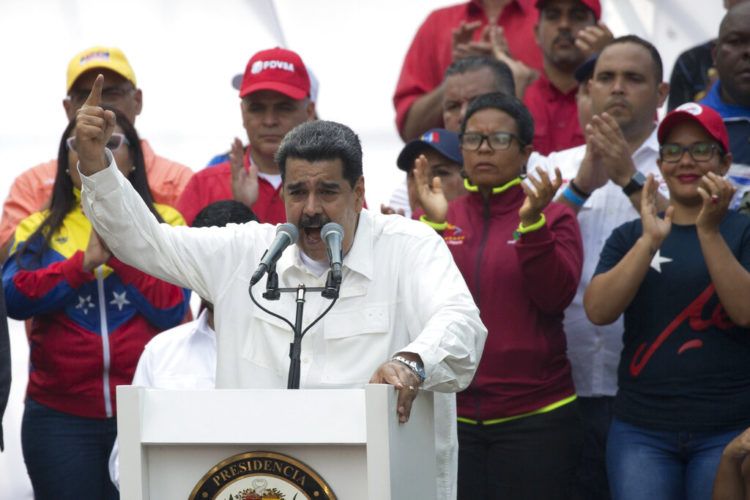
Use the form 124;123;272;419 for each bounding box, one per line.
77;77;486;500
109;200;257;489
532;35;670;499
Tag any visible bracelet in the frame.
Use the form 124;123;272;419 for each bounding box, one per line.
513;213;546;240
568;180;590;199
562;186;586;208
419;214;448;231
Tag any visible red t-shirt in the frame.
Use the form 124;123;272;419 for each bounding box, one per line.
523;74;584;155
176;147;285;226
393;0;542;135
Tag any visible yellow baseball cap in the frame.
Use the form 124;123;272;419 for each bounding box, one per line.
66;46;136;93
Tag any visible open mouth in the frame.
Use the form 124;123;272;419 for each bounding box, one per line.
302;226;322;245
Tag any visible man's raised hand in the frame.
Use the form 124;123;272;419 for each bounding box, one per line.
75;74;116;175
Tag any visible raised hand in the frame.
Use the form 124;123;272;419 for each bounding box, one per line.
488;25;538;98
519;167;562;226
229;138;259;209
575;22;614;58
451;21;484;60
413;154;449;223
696;171;736;233
74;74;116;175
83;229;112;272
640;174;673;251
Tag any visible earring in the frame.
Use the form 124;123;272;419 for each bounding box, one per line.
130;166;136;172
65;168;70;175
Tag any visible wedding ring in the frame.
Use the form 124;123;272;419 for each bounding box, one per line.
711;195;719;204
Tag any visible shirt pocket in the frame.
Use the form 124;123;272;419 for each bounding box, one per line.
320;302;391;385
241;308;294;380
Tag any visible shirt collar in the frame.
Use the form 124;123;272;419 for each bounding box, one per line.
195;309;216;339
276;209;374;282
701;80;750;120
633;127;660;160
469;0;530;16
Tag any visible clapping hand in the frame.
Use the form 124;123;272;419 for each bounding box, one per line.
229;137;259;209
519;167;562;226
413;155;449;223
696;171;736;233
640;174;673;251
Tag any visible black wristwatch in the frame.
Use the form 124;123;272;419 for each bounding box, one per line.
392;355;426;383
622;171;647;196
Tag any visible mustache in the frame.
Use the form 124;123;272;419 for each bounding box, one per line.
299;214;330;228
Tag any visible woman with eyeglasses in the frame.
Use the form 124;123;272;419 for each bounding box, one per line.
3;108;190;499
584;103;750;500
415;92;584;499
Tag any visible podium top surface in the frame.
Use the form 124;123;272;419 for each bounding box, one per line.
121;387;371;444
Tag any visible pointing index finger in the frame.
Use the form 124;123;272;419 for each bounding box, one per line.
84;74;104;107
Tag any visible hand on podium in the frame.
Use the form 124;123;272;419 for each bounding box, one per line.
369;353;424;424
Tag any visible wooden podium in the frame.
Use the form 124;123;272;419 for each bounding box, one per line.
117;384;437;499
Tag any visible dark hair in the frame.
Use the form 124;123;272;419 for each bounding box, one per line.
16;107;163;266
192;200;257;228
601;35;664;82
275;120;363;187
461;92;535;147
444;56;516;97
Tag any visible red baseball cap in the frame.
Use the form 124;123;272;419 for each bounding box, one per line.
239;47;310;100
658;103;730;153
535;0;602;21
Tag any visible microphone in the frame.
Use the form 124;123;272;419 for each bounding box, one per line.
321;222;344;285
250;223;299;285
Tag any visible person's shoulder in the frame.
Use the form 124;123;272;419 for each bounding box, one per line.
14;159;57;186
143;319;202;356
154;203;187;227
368;209;438;241
188;160;231;181
424;1;471;21
723;211;750;232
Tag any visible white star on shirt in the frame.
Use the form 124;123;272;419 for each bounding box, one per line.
650;250;673;273
110;291;130;311
75;295;95;315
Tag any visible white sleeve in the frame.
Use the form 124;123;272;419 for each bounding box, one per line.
397;232;487;392
79;156;272;303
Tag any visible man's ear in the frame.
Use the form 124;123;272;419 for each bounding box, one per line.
133;88;143;117
354;175;365;211
306;100;316;121
656;82;670;108
63;98;75;121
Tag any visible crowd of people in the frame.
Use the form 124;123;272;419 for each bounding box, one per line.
1;0;749;499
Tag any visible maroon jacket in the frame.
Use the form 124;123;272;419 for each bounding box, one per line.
440;186;582;420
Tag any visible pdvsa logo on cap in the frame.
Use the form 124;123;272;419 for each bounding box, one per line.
676;102;703;116
251;60;296;74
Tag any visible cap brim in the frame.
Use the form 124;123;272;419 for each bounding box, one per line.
239;81;307;100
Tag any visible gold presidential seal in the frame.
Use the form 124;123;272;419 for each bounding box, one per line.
189;451;336;500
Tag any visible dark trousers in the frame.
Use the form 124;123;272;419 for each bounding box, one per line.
22;398;119;500
572;396;614;500
458;400;583;500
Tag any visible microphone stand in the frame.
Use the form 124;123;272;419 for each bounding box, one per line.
249;270;340;389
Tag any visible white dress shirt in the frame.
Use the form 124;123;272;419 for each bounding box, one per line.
83;157;487;500
529;130;668;397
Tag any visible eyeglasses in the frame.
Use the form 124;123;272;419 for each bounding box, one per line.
659;142;721;163
68;85;135;103
460;132;522;151
66;133;130;153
